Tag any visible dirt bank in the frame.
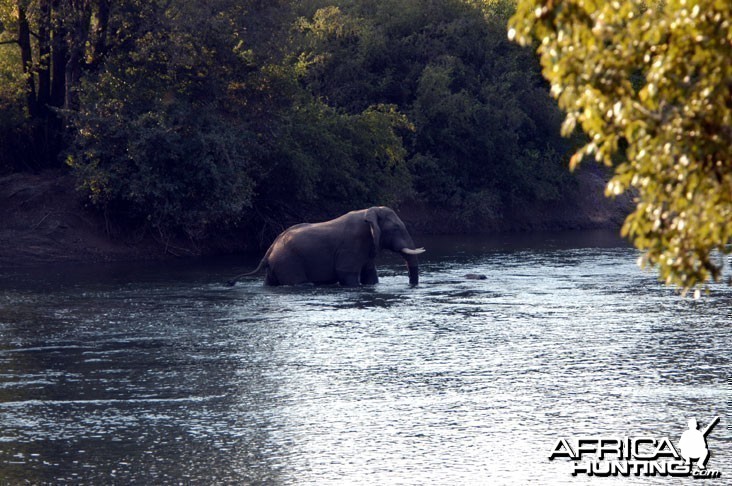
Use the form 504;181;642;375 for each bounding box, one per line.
0;171;163;268
0;167;631;268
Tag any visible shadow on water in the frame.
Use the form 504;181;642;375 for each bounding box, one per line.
0;230;729;484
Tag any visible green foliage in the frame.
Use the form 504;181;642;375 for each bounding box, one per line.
1;0;583;243
65;0;410;237
260;100;412;215
0;46;24;127
66;0;259;237
509;0;732;292
0;0;115;169
0;39;28;172
68;100;257;238
0;2;25;116
297;0;575;219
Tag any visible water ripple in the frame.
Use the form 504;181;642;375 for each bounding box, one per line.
0;232;729;484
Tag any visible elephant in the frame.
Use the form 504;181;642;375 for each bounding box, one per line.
227;206;425;287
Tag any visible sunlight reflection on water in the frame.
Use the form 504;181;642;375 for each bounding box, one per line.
0;231;729;484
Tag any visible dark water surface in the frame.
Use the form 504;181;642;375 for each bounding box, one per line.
0;231;729;484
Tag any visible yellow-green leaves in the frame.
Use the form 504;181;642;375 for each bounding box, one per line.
509;0;732;293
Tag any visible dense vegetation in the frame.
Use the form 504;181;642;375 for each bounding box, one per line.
2;0;729;290
510;0;732;293
295;0;575;222
0;0;576;240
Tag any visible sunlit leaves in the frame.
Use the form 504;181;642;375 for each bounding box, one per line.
66;0;414;236
67;0;261;237
509;0;732;292
298;0;574;221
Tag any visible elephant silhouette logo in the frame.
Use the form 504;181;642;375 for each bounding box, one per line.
678;416;719;469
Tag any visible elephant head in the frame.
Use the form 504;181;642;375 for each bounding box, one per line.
364;206;424;286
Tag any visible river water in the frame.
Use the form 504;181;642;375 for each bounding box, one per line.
0;231;729;484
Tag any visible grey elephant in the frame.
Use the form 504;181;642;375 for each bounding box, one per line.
227;206;425;287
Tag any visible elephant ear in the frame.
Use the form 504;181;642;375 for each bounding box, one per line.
364;207;381;255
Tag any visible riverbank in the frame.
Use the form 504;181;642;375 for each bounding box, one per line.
0;167;631;268
399;164;631;234
0;171;158;267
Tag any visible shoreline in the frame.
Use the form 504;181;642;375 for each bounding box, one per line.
0;167;631;269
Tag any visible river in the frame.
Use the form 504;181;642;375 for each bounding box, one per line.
0;230;729;484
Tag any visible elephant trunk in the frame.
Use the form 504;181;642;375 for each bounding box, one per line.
401;252;420;286
395;232;423;286
408;263;419;286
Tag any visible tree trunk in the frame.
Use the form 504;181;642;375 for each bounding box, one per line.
65;0;92;110
17;1;38;117
50;0;68;109
37;0;52;115
90;0;110;67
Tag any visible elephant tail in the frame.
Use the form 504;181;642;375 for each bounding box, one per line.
226;225;302;286
226;256;269;286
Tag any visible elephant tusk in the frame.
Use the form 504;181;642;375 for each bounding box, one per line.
401;247;426;255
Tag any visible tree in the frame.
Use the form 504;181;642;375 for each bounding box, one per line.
66;0;411;239
508;0;732;293
66;0;262;238
297;0;575;224
0;0;110;167
0;0;109;114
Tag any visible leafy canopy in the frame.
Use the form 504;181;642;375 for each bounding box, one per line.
298;0;575;222
66;0;411;237
509;0;732;293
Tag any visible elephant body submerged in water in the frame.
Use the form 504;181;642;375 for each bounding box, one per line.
229;206;424;287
